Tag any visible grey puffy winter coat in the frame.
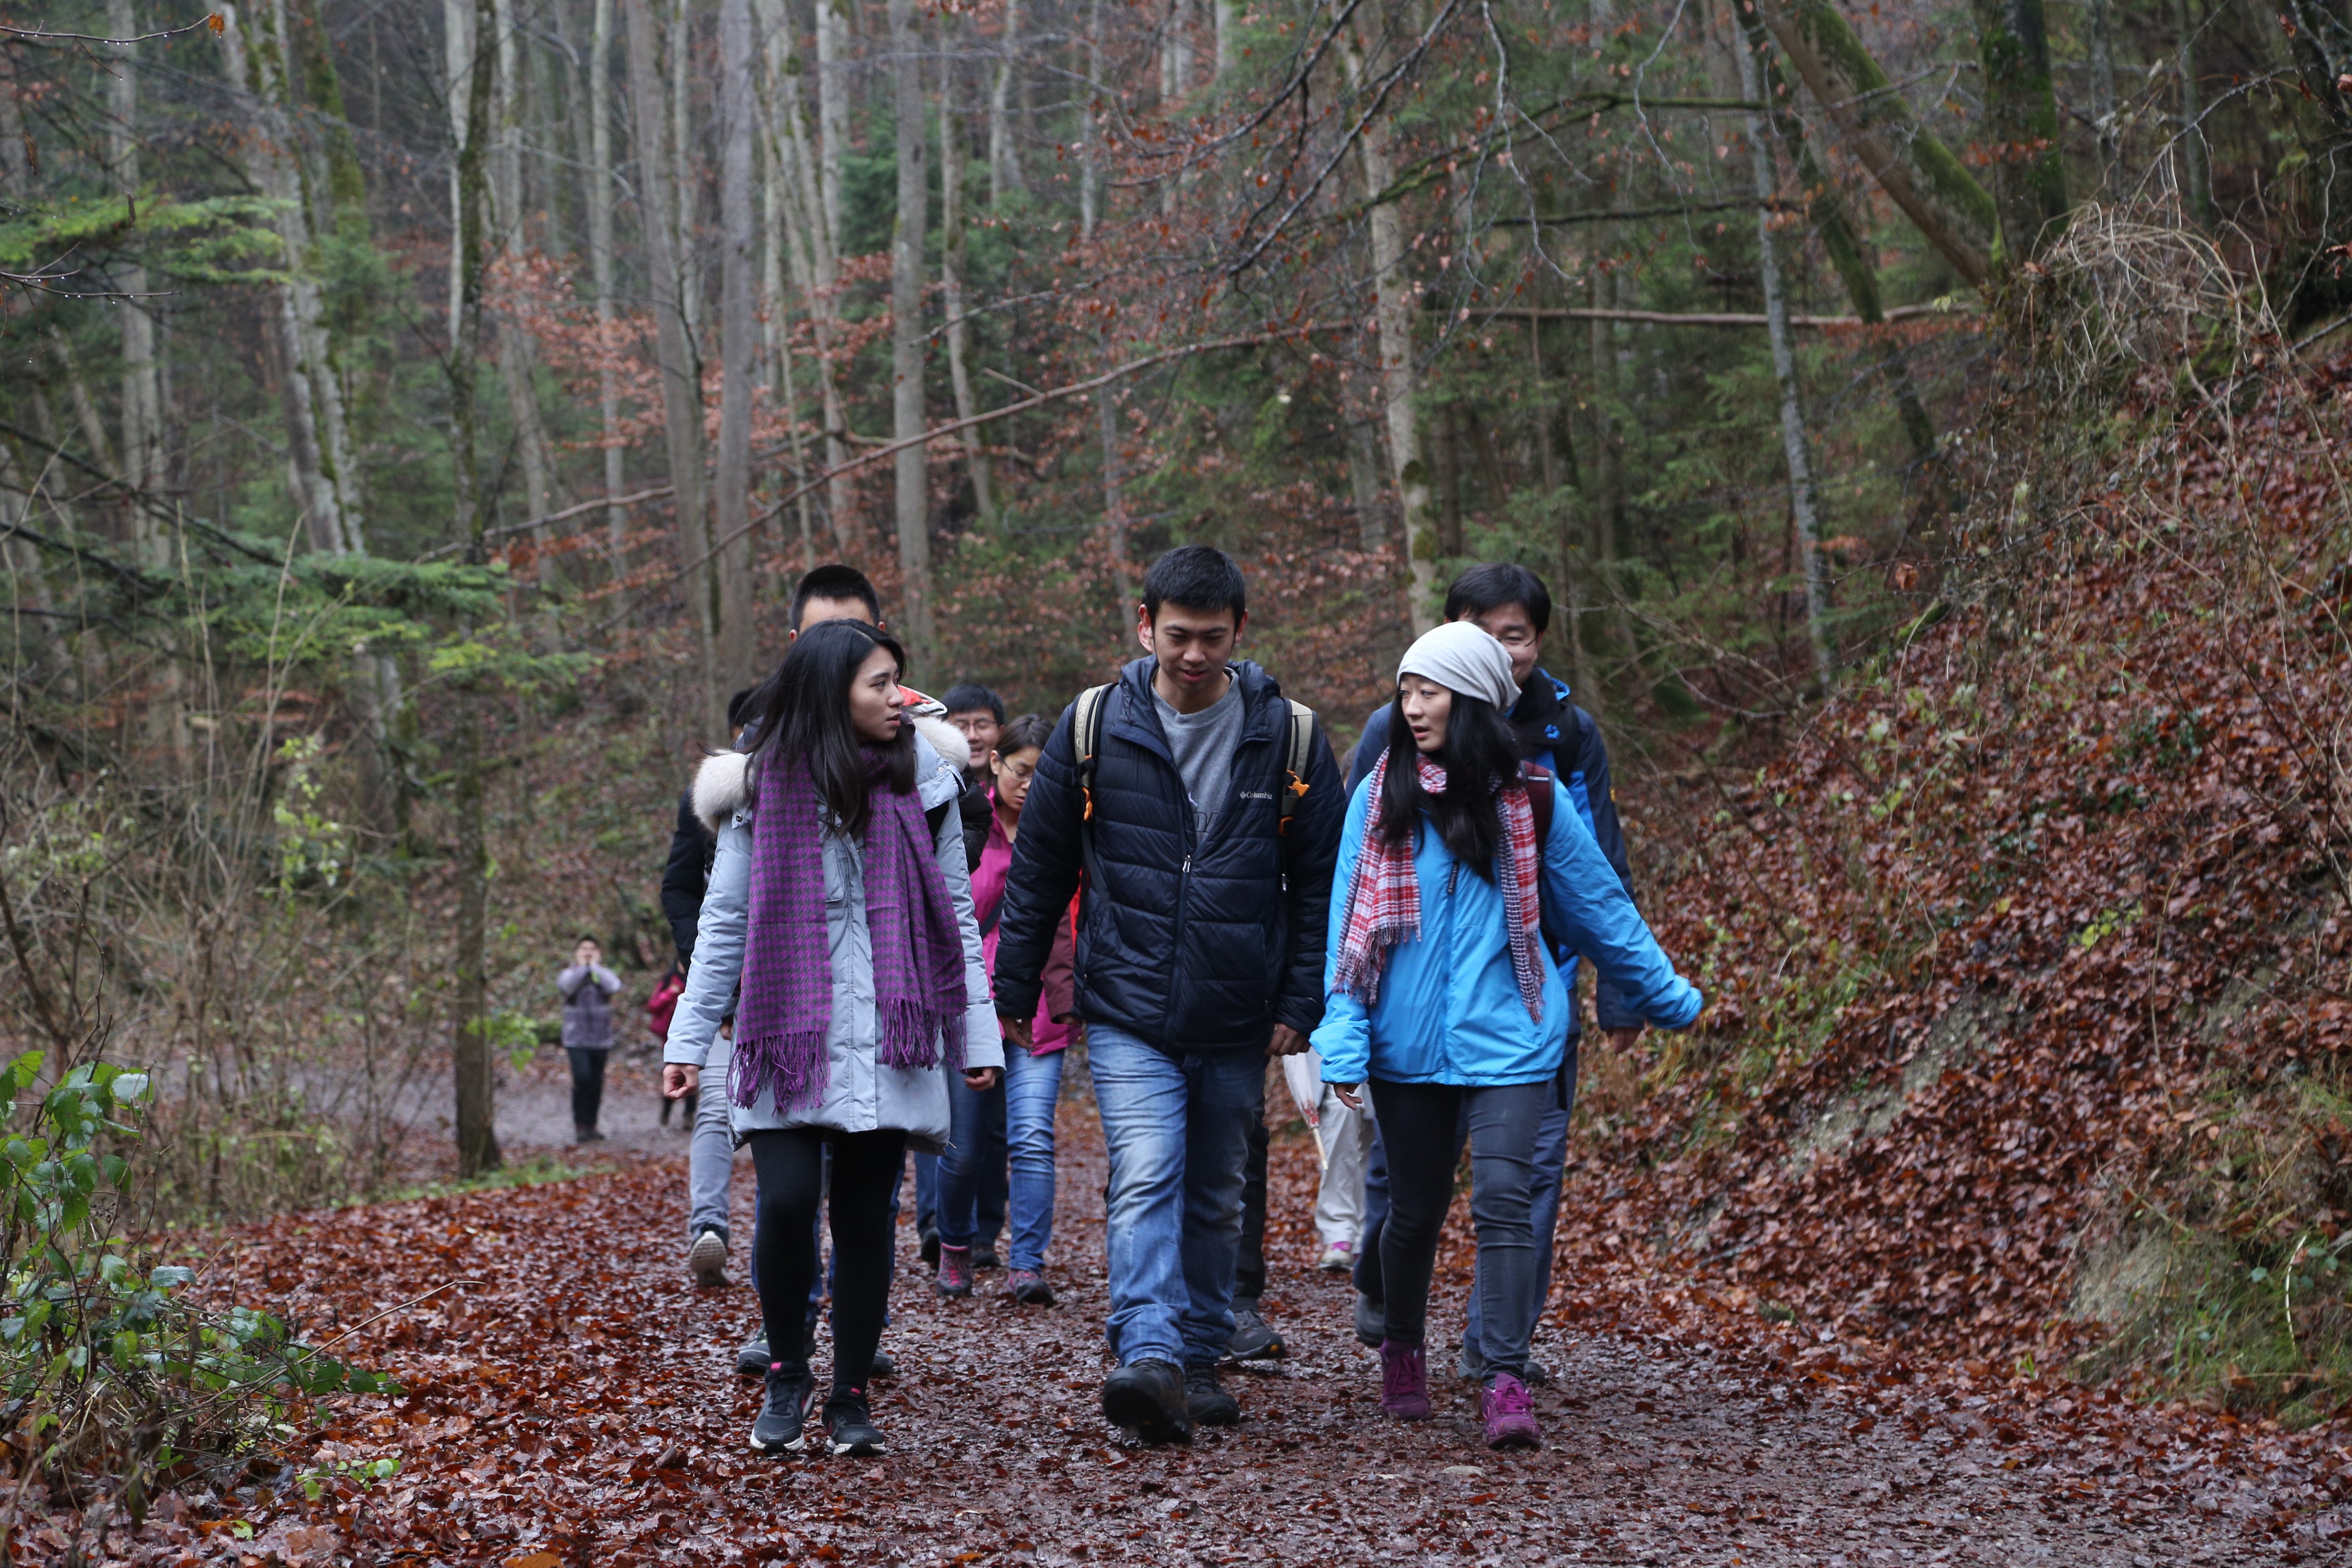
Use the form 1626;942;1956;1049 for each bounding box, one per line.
662;725;1004;1151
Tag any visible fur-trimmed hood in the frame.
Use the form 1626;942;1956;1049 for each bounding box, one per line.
691;715;969;833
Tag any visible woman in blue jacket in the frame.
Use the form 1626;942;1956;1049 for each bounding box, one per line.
1313;622;1703;1451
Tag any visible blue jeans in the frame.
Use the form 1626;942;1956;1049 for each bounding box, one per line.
913;1150;938;1235
935;1071;1004;1250
1088;1023;1262;1367
1002;1043;1066;1272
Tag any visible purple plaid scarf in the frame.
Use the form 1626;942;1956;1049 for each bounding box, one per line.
731;748;969;1113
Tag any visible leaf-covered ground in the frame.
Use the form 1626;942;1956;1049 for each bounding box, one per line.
29;1099;2352;1565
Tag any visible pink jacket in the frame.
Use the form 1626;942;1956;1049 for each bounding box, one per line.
973;796;1078;1052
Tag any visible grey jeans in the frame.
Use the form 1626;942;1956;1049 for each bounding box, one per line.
689;1038;736;1241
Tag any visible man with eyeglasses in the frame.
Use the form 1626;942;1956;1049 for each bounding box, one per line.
1311;562;1648;1384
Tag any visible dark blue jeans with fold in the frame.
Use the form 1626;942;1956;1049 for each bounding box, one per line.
1369;1077;1551;1383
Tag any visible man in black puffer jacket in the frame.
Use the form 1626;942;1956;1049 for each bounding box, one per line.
994;545;1344;1443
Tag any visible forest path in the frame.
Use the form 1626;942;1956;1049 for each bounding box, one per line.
175;1108;2327;1567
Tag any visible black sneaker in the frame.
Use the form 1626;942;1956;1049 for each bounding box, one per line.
1100;1359;1193;1444
972;1245;1002;1270
1183;1364;1241;1427
735;1335;771;1378
1354;1293;1385;1349
1226;1300;1285;1361
870;1347;897;1379
750;1365;815;1452
823;1391;888;1456
919;1225;940;1268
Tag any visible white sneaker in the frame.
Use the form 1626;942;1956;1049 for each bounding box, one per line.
1319;1239;1356;1272
688;1227;729;1287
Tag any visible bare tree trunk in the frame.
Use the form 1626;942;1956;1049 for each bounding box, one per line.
449;0;503;1181
714;0;760;708
491;0;561;585
1736;30;1834;688
811;0;857;535
589;0;630;577
1214;0;1235;77
988;0;1026;205
221;0;364;557
2086;0;2120;199
1752;0;1998;288
2174;0;2214;227
105;0;187;765
669;0;701;332
1969;0;2068;258
754;0;818;569
1344;30;1436;633
937;30;996;525
1080;0;1130;612
625;0;719;707
888;0;935;671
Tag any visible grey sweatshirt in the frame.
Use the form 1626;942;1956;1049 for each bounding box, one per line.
557;963;622;1050
1154;670;1247;839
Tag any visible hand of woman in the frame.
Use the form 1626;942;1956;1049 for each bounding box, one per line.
964;1067;1001;1090
662;1063;699;1100
1328;1081;1363;1111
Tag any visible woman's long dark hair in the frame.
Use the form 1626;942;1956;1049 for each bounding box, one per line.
741;619;914;836
1376;688;1523;881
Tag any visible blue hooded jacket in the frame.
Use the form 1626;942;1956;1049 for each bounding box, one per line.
1309;771;1701;1087
1349;668;1647;1032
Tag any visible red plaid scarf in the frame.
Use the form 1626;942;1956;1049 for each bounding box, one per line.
1332;750;1546;1023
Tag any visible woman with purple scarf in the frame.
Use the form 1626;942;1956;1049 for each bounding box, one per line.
662;620;1003;1457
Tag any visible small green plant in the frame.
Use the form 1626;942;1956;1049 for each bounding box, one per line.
0;1051;397;1511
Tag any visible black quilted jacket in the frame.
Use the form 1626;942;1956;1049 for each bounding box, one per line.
992;657;1345;1052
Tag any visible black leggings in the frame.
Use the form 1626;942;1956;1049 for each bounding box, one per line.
566;1047;607;1132
748;1128;906;1397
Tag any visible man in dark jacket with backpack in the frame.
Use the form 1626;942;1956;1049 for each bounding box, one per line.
994;545;1345;1443
1344;561;1648;1383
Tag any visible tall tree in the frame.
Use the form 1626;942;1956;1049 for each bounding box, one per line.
624;0;721;726
448;0;503;1181
888;0;935;672
1736;22;1834;686
490;0;564;582
1344;27;1436;632
937;23;996;527
587;0;630;575
1754;0;1998;288
714;0;761;689
1968;0;2068;259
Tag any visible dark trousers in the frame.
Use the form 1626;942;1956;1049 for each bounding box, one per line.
1369;1078;1551;1381
1236;1107;1269;1301
1357;1036;1580;1312
751;1128;905;1398
566;1047;608;1132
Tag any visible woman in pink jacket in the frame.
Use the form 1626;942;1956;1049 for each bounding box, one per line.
936;713;1080;1304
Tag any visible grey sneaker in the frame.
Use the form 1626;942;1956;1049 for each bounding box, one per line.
1354;1293;1384;1349
1226;1300;1285;1361
735;1335;770;1378
687;1228;729;1287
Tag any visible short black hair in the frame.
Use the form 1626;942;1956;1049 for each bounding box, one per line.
1444;562;1552;637
941;683;1004;722
1142;544;1246;623
724;687;759;729
789;564;881;632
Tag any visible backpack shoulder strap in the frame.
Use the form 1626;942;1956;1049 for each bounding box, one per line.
1072;683;1114;823
1277;699;1316;833
1520;762;1555;848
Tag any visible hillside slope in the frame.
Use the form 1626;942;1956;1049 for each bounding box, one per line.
1572;318;2352;1427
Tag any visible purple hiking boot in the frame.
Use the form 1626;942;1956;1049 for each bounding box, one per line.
1379;1340;1430;1421
936;1243;973;1298
1481;1372;1542;1450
